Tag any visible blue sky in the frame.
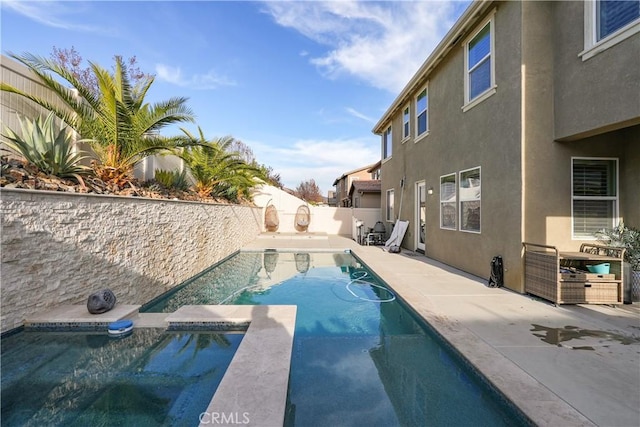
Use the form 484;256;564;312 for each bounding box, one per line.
1;0;470;194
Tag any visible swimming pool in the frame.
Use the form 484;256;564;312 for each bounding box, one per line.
144;251;529;426
1;329;243;426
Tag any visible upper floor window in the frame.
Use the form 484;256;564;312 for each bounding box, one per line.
415;87;428;139
383;125;392;159
572;158;618;239
582;0;640;60
463;14;496;110
597;0;640;40
402;106;410;140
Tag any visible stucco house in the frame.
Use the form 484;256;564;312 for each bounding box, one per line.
332;162;380;208
348;180;381;209
372;0;639;292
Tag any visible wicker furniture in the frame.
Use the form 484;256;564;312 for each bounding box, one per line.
522;242;624;305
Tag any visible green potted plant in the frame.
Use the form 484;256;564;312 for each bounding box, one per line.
596;221;640;302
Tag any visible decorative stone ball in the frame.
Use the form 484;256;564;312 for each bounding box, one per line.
87;288;117;314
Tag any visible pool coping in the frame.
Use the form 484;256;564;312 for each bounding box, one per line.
24;304;141;331
167;305;297;427
23;303;297;427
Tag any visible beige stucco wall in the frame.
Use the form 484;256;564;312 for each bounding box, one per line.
523;1;640;256
526;127;640;252
552;1;640;140
379;1;639;293
353;191;380;209
0;189;262;333
381;2;525;289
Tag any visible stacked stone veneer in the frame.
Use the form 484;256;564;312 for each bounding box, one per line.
0;189;262;333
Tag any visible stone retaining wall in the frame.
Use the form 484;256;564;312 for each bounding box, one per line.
0;189;262;333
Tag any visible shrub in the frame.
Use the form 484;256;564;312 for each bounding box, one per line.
1;112;92;184
596;221;640;271
154;168;189;191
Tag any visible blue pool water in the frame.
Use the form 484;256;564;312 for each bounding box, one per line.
144;251;529;426
1;329;243;426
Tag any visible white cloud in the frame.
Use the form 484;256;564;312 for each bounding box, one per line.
155;63;236;90
345;107;376;123
247;137;380;193
1;0;112;34
263;1;467;93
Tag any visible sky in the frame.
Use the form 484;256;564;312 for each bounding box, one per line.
1;0;470;194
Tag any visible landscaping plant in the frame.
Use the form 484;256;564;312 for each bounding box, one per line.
596;221;640;271
1;53;195;188
1;112;92;184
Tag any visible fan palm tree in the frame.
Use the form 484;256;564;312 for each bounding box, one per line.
1;53;195;186
174;127;265;201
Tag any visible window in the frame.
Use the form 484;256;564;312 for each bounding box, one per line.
572;158;618;239
582;0;640;60
386;189;395;222
440;174;457;230
459;167;481;233
415;87;428;138
383;125;392;159
402;106;410;140
597;0;639;40
464;15;495;109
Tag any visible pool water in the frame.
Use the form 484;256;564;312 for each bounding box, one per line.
144;251;528;426
1;329;243;427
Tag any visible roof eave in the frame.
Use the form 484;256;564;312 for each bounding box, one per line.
372;0;494;134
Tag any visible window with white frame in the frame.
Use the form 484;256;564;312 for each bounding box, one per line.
383;125;392;159
415;87;428;138
582;0;640;60
464;17;495;107
386;189;395;222
402;106;410;140
459;167;481;233
597;0;639;40
572;158;618;239
440;174;457;230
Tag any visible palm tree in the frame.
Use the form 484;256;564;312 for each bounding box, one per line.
1;53;195;186
174;127;265;201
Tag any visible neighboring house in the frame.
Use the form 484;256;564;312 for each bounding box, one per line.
327;190;337;207
348;180;381;209
372;0;639;292
332;163;379;207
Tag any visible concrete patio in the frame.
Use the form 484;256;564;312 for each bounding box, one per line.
243;234;640;427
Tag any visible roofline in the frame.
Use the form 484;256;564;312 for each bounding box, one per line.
372;0;494;134
332;162;378;186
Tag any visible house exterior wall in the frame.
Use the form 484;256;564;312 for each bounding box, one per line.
352;191;381;209
334;168;374;207
552;1;640;140
381;2;525;288
523;1;640;254
376;0;639;293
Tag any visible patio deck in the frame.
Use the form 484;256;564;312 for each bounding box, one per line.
243;234;640;427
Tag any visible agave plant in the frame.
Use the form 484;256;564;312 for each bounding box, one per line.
154;168;190;191
1;112;92;184
173;127;265;201
1;53;194;187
